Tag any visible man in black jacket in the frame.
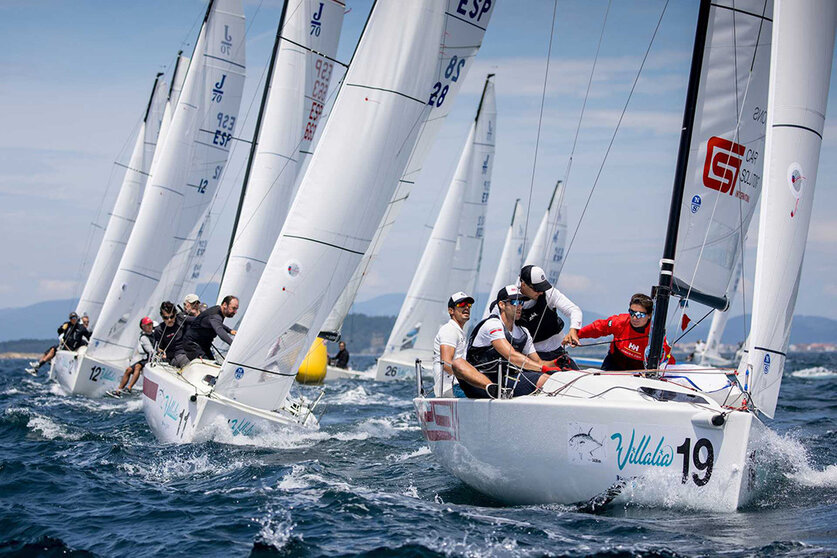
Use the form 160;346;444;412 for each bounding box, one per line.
27;312;89;375
153;301;193;368
182;295;239;361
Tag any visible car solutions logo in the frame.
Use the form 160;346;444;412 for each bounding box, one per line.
703;136;745;195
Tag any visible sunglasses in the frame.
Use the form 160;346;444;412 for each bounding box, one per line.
455;301;472;309
161;314;176;321
628;309;648;319
506;299;523;306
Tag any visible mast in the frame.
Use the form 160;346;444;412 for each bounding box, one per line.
167;51;185;101
143;72;165;123
646;0;711;371
221;1;288;279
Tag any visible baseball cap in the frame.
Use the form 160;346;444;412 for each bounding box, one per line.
140;316;153;327
184;293;200;304
520;265;551;292
448;291;475;308
496;284;525;302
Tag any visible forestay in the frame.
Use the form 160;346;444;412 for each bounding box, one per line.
216;0;495;411
320;4;491;339
76;75;168;325
89;0;246;362
745;0;836;418
383;75;496;358
219;0;345;322
482;199;525;319
672;0;772;310
524;179;567;286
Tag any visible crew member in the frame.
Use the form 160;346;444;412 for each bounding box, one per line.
183;293;201;317
182;295;238;361
329;341;350;369
153;301;192;368
27;312;86;375
432;292;474;397
577;293;675;371
108;317;155;397
460;285;562;398
517;265;582;368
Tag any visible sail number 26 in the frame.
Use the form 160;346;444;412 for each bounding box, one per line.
676;437;714;486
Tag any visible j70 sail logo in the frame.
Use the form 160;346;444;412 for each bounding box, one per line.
703;136;745;195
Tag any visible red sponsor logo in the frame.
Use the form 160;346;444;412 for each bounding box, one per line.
703;136;745;195
418;400;458;441
142;377;159;401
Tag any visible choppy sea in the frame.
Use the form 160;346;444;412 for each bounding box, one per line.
1;352;835;557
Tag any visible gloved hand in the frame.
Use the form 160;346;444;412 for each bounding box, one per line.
485;383;499;399
541;364;562;373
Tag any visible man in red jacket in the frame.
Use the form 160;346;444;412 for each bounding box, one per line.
576;293;674;371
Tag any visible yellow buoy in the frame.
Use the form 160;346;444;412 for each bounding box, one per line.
296;337;328;384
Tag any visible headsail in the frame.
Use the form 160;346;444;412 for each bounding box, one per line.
382;75;496;360
524;179;567;286
219;0;345;323
671;0;772;310
744;0;836;418
482;199;526;319
88;0;246;362
215;0;495;411
76;74;168;325
699;257;743;364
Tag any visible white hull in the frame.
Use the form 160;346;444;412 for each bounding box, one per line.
324;365;373;383
142;360;319;444
51;347;129;397
417;369;759;509
375;353;431;382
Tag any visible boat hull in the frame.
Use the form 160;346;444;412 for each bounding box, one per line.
51;348;128;397
324;365;373;382
142;360;318;444
375;354;431;382
416;384;757;509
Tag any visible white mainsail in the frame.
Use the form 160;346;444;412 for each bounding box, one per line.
671;0;772;310
88;0;246;362
524;179;567;285
744;0;836;418
75;74;168;325
481;199;526;319
155;52;191;169
382;76;496;360
219;0;345;321
214;0;495;411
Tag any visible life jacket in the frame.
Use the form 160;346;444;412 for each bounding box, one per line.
516;294;564;343
466;316;529;377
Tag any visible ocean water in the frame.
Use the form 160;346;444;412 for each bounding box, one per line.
1;353;835;557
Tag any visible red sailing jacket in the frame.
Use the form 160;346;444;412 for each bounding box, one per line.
578;313;675;366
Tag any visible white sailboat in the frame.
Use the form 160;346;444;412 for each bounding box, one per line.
376;75;496;381
52;0;246;397
417;0;831;509
480;199;526;319
525;179;568;287
141;0;495;443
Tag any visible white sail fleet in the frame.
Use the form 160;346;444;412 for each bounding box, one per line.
31;0;835;510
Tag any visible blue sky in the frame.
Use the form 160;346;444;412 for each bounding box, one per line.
3;1;836;332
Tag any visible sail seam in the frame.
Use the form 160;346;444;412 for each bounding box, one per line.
343;83;425;105
225;361;297;377
444;11;488;31
114;161;150;176
773;123;823;139
753;346;786;357
282;234;366;255
711;3;772;22
203;53;246;70
278;36;349;68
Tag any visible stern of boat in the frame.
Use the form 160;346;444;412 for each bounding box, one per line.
52;348;124;397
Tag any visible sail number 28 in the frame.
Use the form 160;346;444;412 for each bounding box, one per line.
676;437;714;486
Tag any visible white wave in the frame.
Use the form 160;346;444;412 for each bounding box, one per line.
787;464;837;487
2;387;22;395
118;451;257;484
791;366;836;379
328;385;411;407
255;508;298;550
4;407;83;441
387;446;431;463
753;427;837;490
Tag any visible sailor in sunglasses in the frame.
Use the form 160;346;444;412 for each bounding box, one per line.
576;293;675;371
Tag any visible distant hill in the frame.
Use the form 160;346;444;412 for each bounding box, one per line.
0;298;76;342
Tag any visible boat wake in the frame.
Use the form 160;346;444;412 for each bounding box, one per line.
790;366;836;379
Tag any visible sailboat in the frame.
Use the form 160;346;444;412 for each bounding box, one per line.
696;259;743;366
375;75;496;382
480;199;526;319
524;180;567;286
417;0;832;509
141;0;495;443
51;0;246;397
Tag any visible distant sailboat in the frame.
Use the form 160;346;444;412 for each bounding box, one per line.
51;0;246;397
376;75;496;381
141;0;495;443
480;199;526;319
524;179;567;286
697;258;744;366
417;0;828;510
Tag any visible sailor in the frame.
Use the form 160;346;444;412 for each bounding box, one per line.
108;317;155;397
432;292;474;397
80;315;91;347
460;285;562;398
516;265;582;369
577;292;675;371
153;301;192;368
183;293;202;317
182;295;239;361
27;312;86;375
329;341;350;369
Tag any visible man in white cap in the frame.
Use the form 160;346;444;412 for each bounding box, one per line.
517;264;582;367
183;293;201;317
459;285;562;399
432;292;474;397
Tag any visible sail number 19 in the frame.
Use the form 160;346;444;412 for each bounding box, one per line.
676;437;714;486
